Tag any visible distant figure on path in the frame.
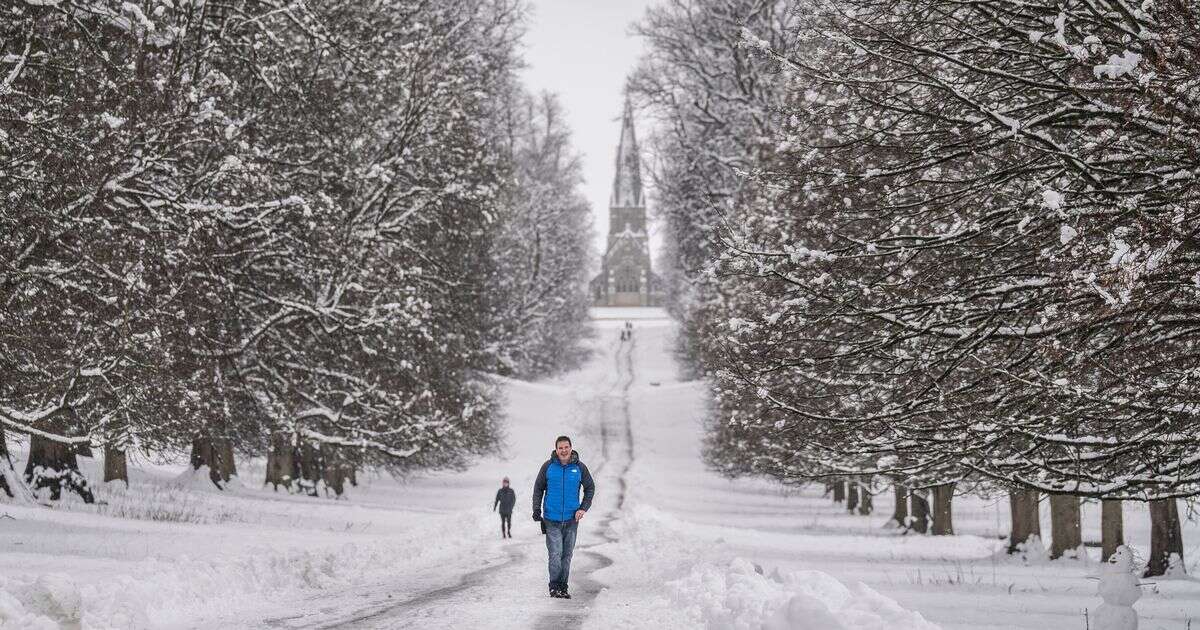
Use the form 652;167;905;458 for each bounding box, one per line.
531;435;595;599
493;477;516;539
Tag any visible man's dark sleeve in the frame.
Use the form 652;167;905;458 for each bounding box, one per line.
493;488;501;511
578;462;595;512
532;460;550;515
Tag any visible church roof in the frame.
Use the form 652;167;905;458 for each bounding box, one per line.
610;99;644;208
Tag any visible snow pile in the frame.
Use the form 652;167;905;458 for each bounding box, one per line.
0;545;357;629
0;574;85;630
588;506;939;630
664;559;941;630
1009;534;1050;564
0;507;498;630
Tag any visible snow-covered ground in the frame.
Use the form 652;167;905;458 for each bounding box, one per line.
2;308;1199;629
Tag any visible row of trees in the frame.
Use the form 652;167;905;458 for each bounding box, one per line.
0;0;592;500
635;0;1199;576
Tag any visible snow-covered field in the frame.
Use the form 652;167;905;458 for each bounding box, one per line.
2;309;1199;629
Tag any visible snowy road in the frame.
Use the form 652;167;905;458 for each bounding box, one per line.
256;335;637;630
6;309;1200;630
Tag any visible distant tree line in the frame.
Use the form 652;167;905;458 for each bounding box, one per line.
0;0;591;500
634;0;1199;576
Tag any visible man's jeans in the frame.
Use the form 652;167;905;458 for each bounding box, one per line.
544;519;578;591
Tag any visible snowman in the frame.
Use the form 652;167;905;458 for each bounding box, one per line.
1095;545;1142;630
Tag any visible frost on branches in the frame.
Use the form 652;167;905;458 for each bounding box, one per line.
1;0;589;500
641;0;1199;577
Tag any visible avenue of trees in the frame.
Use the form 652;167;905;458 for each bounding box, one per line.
634;0;1199;576
0;0;592;500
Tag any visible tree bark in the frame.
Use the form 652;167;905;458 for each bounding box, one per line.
857;477;873;515
846;479;860;512
1145;498;1185;577
190;437;216;485
217;437;237;482
931;483;954;535
1048;494;1081;559
24;434;94;502
321;443;350;497
103;445;128;485
891;484;909;527
832;480;846;503
265;432;296;491
1007;489;1041;554
0;426;13;498
1101;499;1124;562
190;437;237;488
297;440;323;496
910;490;930;534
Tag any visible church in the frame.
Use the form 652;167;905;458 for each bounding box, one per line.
590;102;663;307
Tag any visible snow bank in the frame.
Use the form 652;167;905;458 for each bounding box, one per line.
668;559;941;630
0;507;498;630
1;543;360;629
587;506;940;630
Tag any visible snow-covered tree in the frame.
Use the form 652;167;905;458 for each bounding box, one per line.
671;0;1199;564
483;89;593;378
2;0;581;500
629;0;801;376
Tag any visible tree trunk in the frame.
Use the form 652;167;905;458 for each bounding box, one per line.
190;436;216;485
217;437;237;482
191;437;237;488
857;477;873;515
1007;489;1041;554
1101;499;1124;562
1048;494;1081;559
265;432;296;491
910;490;930;534
0;425;13;498
103;445;128;485
931;483;954;535
832;480;846;503
345;448;360;487
846;479;860;512
24;434;94;502
321;443;349;497
297;441;323;496
891;484;908;527
1145;498;1185;577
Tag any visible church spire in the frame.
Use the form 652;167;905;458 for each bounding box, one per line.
610;99;643;208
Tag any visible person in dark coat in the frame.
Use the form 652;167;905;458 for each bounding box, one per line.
531;435;595;599
493;477;516;538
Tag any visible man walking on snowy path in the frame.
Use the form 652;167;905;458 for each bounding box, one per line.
493;477;516;538
532;435;595;599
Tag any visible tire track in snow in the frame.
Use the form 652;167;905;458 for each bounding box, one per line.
533;331;636;629
269;333;637;629
264;544;530;629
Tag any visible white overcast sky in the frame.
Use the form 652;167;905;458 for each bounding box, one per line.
518;0;663;264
